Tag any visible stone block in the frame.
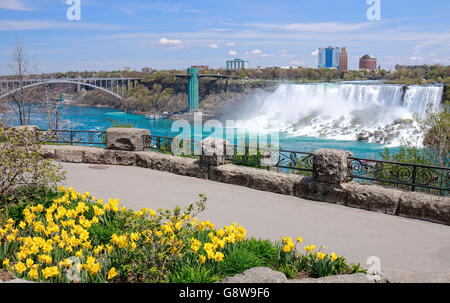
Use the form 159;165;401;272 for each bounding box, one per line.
106;128;150;151
54;145;85;163
114;151;137;166
81;147;107;164
247;169;303;196
146;151;176;173
172;157;208;179
398;191;450;225
313;149;353;184
135;151;153;168
343;182;402;215
39;145;56;159
295;177;347;204
199;138;232;166
209;164;251;187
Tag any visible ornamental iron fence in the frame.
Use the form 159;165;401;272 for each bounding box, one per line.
348;157;449;195
42;130;106;147
142;135;314;173
38;131;449;196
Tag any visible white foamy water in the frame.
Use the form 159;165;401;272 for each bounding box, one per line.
240;83;443;146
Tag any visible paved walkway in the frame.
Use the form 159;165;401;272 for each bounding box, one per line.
61;162;450;276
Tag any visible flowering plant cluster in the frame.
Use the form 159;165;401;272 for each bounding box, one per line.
0;186;364;283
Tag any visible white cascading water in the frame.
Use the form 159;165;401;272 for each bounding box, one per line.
242;83;443;146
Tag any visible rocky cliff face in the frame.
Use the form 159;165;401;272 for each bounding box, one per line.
149;79;277;122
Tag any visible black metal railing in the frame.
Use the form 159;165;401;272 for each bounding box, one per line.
143;134;178;153
348;157;449;195
42;130;106;146
224;145;313;173
142;135;313;173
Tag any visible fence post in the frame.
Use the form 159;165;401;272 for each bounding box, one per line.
312;149;354;185
199;138;231;167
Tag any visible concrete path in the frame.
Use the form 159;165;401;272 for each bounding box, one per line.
61;162;450;276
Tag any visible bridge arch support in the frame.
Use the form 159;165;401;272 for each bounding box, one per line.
0;79;123;100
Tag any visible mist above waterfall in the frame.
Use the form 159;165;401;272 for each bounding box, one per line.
232;82;444;147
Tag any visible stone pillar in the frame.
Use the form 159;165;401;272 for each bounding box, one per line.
199;138;231;166
312;149;353;184
106;127;150;151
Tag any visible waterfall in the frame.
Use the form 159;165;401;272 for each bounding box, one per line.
241;82;444;146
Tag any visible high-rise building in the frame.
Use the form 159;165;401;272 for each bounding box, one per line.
226;58;248;70
190;65;209;71
142;67;153;73
338;47;348;71
359;54;377;70
318;46;342;69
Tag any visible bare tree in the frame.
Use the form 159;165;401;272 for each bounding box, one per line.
32;63;65;130
7;37;35;125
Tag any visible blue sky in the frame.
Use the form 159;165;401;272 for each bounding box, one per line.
0;0;449;73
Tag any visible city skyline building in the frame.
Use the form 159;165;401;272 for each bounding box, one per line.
359;54;377;70
318;46;342;69
226;58;248;70
338;47;348;71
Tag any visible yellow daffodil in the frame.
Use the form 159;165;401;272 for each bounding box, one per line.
107;267;118;280
15;262;27;274
214;252;224;262
42;266;59;280
331;252;338;261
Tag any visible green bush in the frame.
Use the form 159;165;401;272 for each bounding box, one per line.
238;238;278;266
170;265;220;283
218;248;263;277
0;127;66;213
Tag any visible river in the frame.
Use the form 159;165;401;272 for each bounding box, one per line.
1;82;444;159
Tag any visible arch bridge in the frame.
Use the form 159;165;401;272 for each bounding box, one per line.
0;77;142;100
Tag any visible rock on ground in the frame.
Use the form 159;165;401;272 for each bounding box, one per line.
220;267;288;283
289;273;378;283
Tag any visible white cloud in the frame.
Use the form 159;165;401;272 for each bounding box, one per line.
226;42;235;47
311;49;319;56
251;49;269;57
432;58;450;64
208;43;219;49
428;53;436;56
289;60;305;66
0;0;30;11
228;50;237;56
410;56;424;61
245;22;373;33
158;37;183;49
0;20;131;31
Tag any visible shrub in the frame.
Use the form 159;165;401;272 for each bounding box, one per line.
169;265;220;283
218;248;263;277
376;102;449;195
0;127;66;211
239;238;278;266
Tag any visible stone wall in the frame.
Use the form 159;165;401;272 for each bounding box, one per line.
37;127;450;226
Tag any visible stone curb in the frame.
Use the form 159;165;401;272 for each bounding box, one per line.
40;145;450;226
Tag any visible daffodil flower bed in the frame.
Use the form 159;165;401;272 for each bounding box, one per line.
0;186;364;283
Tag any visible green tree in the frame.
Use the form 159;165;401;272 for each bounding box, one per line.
415;101;450;168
